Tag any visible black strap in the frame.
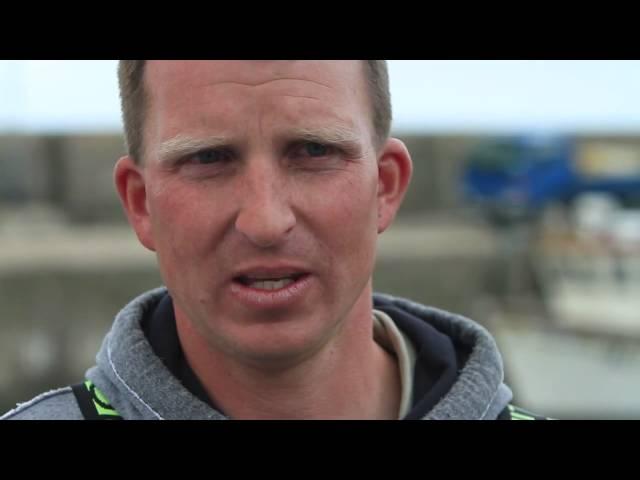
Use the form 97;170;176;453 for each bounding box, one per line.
71;381;123;420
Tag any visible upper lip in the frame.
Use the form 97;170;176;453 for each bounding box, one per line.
231;264;310;281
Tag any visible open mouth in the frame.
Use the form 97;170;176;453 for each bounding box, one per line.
234;273;308;291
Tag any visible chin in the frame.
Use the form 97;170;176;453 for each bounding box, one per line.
219;317;338;369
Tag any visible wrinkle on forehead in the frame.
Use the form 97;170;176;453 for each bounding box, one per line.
279;94;322;101
209;77;333;90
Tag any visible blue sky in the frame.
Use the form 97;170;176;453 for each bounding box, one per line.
2;60;640;134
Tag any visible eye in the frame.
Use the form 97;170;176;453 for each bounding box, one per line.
304;142;331;157
191;148;233;164
287;140;347;170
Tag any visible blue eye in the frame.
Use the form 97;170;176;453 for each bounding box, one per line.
193;149;231;164
304;142;330;157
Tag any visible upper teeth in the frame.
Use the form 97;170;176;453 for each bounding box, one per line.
247;278;295;290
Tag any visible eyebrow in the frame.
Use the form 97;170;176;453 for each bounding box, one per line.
286;126;362;146
157;135;229;165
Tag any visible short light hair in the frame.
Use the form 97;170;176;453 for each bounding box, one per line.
118;60;392;163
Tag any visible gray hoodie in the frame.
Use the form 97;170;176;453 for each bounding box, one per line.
1;287;512;420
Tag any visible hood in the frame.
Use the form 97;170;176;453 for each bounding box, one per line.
87;288;511;420
373;293;512;420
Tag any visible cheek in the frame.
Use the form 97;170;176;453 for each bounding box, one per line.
309;170;379;258
147;180;215;263
322;174;380;301
335;171;378;227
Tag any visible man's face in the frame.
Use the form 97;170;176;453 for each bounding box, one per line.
123;60;399;366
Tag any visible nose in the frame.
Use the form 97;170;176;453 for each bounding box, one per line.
234;160;296;248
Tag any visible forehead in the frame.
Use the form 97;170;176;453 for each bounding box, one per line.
145;60;366;96
143;60;371;137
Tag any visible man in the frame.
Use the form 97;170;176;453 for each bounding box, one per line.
2;60;543;420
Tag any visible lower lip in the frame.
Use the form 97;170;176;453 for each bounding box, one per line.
229;274;313;309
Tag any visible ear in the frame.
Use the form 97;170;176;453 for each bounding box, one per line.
114;156;156;252
377;138;413;234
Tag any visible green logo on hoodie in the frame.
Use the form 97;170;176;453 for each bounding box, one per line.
84;380;121;418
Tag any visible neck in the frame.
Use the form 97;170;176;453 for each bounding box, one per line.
176;288;401;420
